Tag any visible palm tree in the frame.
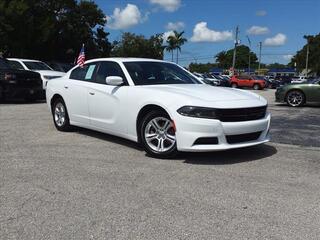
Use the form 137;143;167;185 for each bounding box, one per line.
165;37;175;62
166;31;187;64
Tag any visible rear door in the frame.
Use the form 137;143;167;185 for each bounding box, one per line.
63;63;98;125
87;61;129;135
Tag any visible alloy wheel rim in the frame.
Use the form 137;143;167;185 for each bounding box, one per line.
54;102;66;127
144;117;176;153
288;92;303;106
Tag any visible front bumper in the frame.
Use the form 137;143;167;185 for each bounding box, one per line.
175;113;271;152
3;85;44;99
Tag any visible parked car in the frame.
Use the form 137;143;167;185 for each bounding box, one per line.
203;73;220;86
0;57;43;101
265;78;281;89
275;76;292;86
192;72;205;81
291;76;308;84
275;78;320;107
8;58;65;90
211;74;230;87
230;75;266;90
46;61;74;73
46;58;270;158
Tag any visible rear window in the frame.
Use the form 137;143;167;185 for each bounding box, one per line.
23;61;52;70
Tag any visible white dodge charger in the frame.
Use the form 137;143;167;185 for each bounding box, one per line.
46;58;271;158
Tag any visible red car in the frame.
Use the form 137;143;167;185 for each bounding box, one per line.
230;75;266;90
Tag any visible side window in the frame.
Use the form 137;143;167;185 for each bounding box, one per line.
95;61;126;85
9;61;24;70
69;63;98;81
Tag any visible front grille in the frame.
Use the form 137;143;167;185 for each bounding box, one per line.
226;131;262;144
216;106;267;122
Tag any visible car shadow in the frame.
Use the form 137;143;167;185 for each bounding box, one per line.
74;127;143;151
73;128;277;165
179;144;277;165
274;103;320;108
0;99;46;105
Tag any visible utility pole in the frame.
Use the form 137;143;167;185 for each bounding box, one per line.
258;41;262;71
232;26;240;73
246;35;251;75
305;43;310;77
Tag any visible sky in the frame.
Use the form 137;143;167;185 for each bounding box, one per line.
95;0;320;67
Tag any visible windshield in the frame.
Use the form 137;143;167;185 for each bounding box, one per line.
0;58;11;70
123;61;200;85
308;78;320;84
23;61;52;70
252;76;265;80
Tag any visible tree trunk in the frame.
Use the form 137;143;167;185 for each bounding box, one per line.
176;49;178;64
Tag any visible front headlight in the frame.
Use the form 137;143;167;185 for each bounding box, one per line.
43;75;61;80
177;106;217;119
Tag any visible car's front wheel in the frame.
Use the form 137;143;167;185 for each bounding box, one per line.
140;110;177;158
52;98;72;131
286;90;305;107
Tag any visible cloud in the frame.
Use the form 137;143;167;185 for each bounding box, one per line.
190;22;233;43
283;54;293;61
166;21;185;31
256;10;267;16
247;26;269;35
149;0;181;12
163;30;175;42
106;4;146;30
264;33;287;46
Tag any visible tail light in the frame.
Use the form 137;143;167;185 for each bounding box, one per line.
4;73;16;81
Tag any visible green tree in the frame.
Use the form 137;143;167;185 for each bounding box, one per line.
215;45;258;69
0;0;111;62
166;31;187;64
111;32;165;59
290;34;320;75
188;62;219;73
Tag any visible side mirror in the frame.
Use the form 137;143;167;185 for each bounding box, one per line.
106;76;124;86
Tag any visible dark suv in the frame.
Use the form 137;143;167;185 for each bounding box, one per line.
0;58;43;101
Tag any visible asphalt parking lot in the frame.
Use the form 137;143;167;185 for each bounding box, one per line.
1;89;320;239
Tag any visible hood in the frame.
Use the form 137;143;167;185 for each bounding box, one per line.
35;70;65;76
141;84;262;102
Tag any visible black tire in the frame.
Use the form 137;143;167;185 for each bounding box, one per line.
253;84;260;90
231;83;237;88
140;110;178;158
52;98;72;131
285;90;305;107
0;85;5;103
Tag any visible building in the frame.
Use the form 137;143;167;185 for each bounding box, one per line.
268;68;296;77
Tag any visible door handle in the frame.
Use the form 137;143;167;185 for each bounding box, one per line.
64;86;69;89
89;92;95;95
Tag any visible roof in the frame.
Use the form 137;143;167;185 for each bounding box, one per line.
268;68;296;73
8;58;42;62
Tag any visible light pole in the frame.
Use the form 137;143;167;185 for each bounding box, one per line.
258;41;262;71
305;43;310;77
246;35;251;75
232;26;240;73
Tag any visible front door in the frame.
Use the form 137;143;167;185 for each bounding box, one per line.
87;61;128;136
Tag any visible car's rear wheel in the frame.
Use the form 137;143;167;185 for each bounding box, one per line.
231;83;237;88
286;90;305;107
140;110;177;158
52;98;72;131
253;84;260;90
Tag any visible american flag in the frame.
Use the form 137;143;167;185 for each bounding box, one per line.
77;44;85;67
